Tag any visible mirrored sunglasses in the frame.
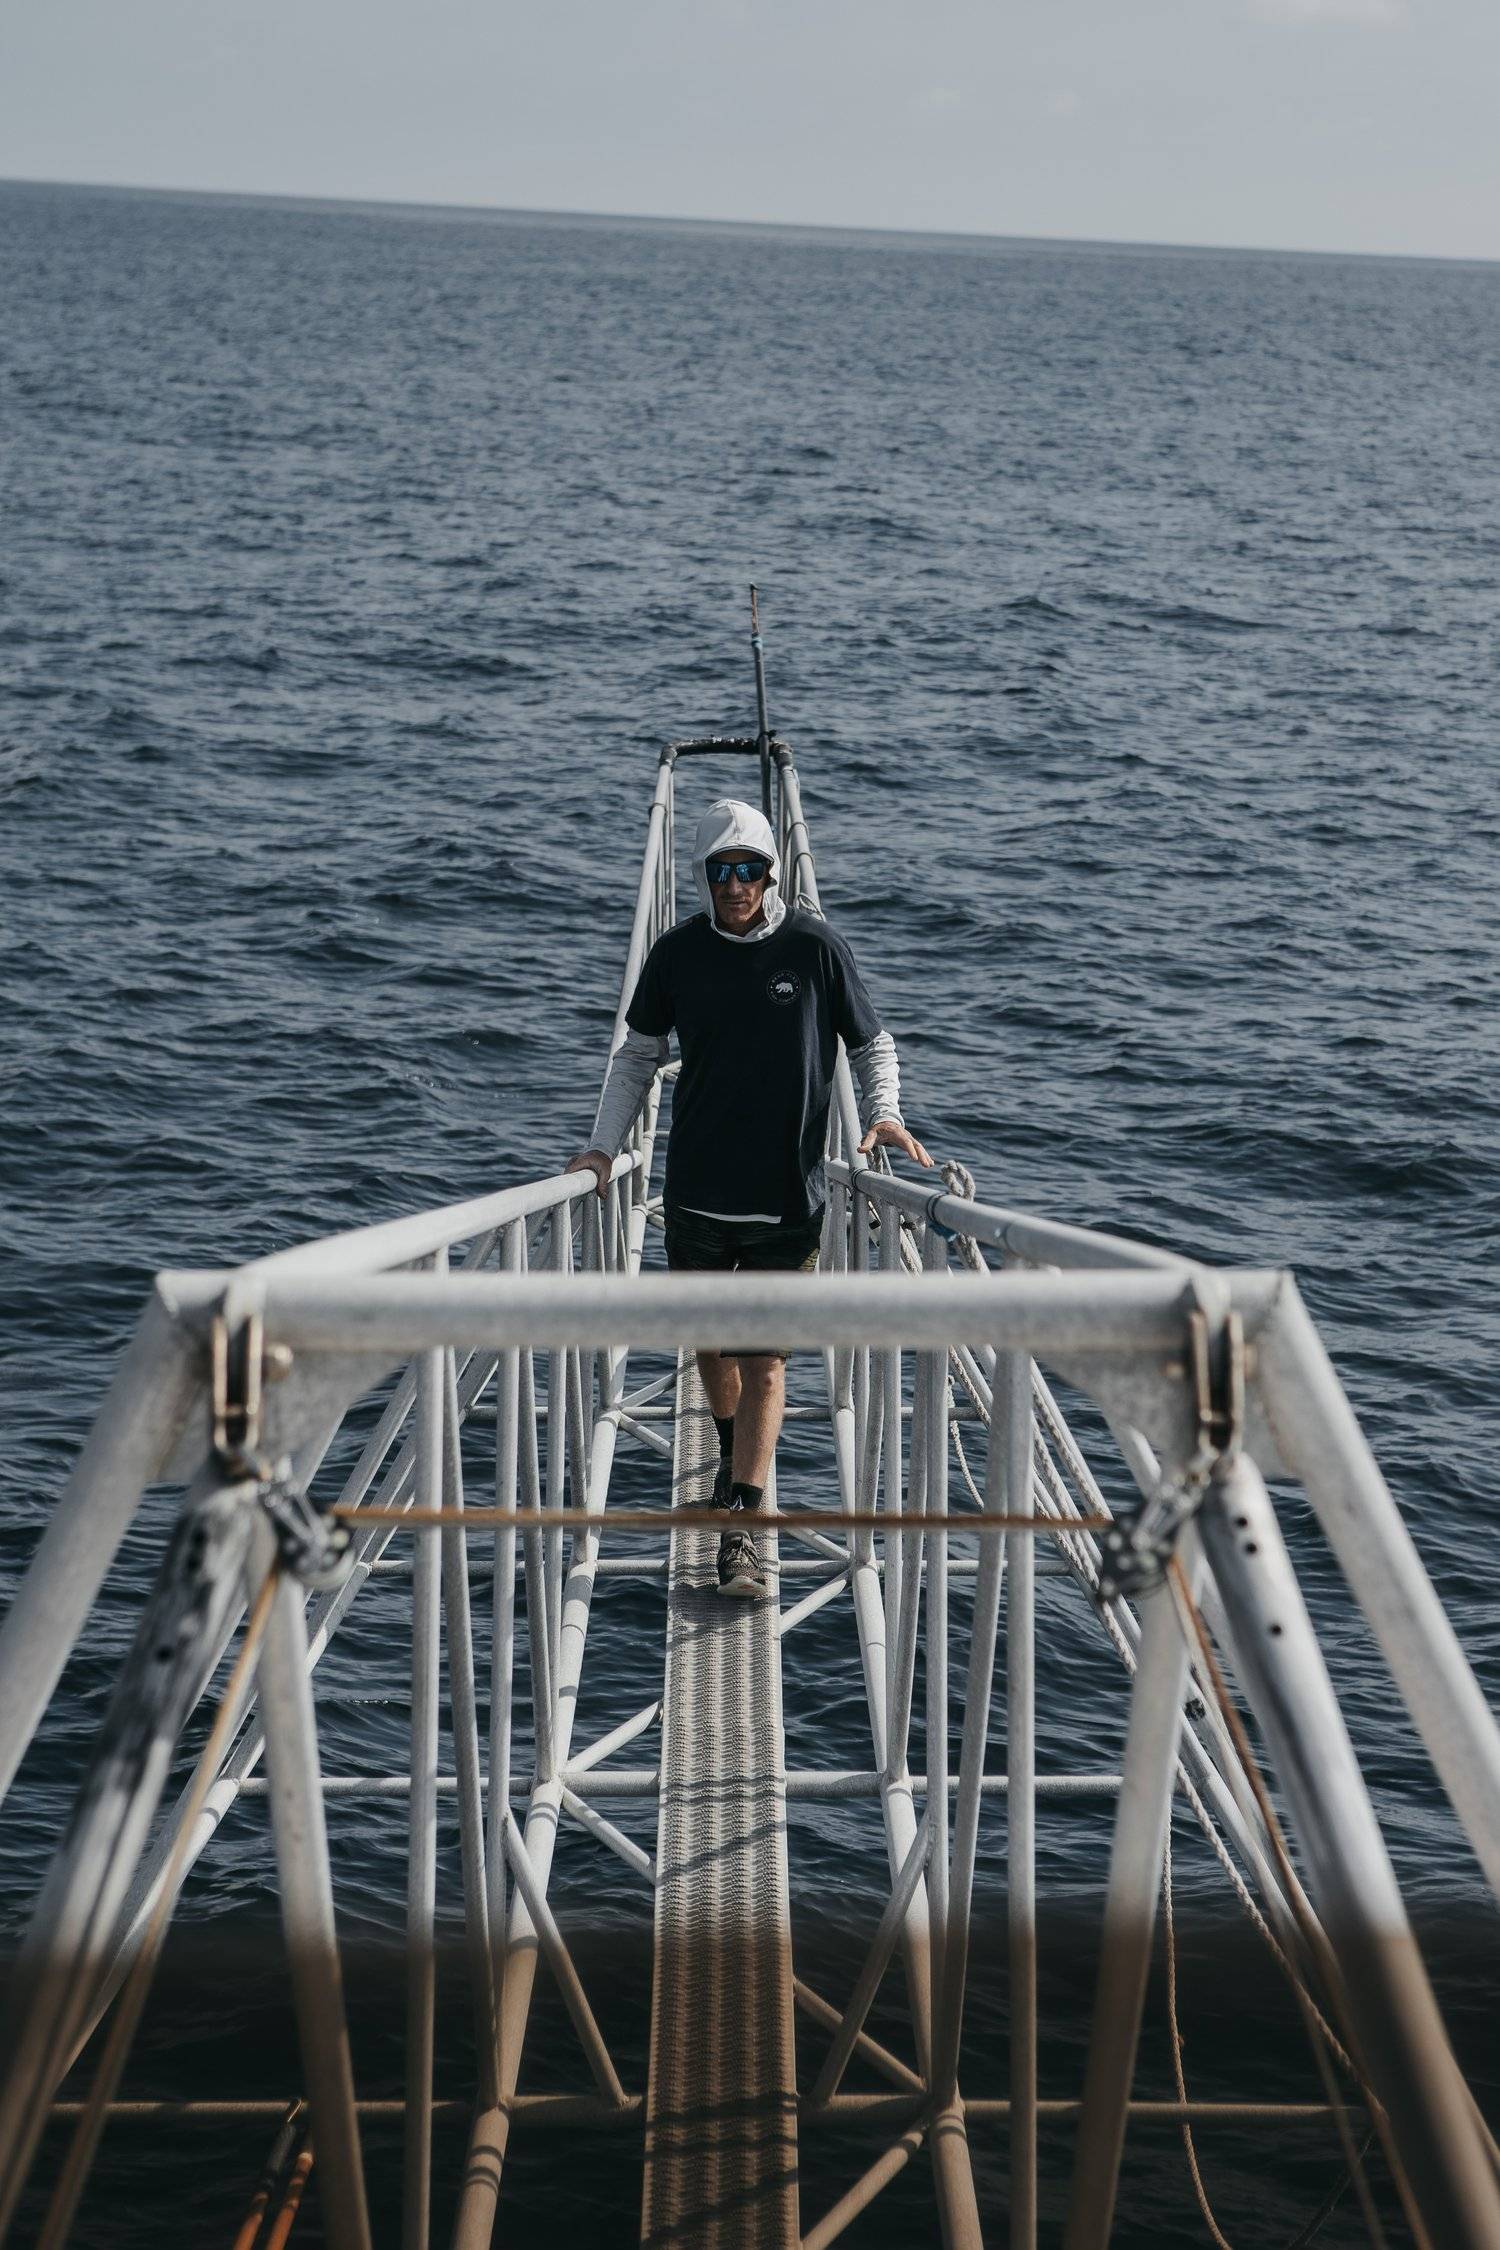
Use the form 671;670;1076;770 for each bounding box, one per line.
705;856;770;886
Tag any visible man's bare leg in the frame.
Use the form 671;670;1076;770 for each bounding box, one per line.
731;1355;785;1489
697;1350;740;1424
693;1349;784;1488
704;1353;781;1597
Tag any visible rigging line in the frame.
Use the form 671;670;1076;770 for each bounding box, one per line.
1165;1558;1403;2250
949;1415;988;1513
1174;1768;1356;2083
1165;1834;1377;2250
1280;2127;1378;2250
1163;1833;1238;2250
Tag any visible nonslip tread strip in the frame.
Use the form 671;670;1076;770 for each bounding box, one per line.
640;1355;798;2247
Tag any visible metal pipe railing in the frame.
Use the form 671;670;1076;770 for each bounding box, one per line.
829;1155;1194;1278
220;1266;1278;1357
241;1160;635;1284
6;730;1496;2250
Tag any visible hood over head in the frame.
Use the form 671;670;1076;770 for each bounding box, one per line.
692;798;787;942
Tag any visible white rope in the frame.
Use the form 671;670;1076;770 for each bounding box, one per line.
940;1157;977;1206
1164;1832;1239;2250
950;1417;987;1512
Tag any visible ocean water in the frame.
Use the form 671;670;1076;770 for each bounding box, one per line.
3;179;1499;2244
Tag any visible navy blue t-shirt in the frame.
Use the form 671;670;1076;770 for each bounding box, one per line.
626;906;883;1223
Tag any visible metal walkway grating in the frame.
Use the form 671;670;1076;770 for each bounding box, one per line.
640;1354;799;2248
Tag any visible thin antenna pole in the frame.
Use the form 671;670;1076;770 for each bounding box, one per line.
749;584;772;819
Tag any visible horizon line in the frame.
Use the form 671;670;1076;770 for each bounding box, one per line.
4;171;1498;272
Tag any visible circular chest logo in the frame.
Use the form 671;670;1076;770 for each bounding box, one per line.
767;969;802;1006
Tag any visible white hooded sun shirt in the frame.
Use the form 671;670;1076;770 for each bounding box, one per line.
589;797;903;1224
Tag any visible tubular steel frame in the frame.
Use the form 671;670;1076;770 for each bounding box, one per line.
2;738;1499;2248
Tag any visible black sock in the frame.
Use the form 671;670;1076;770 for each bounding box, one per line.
713;1414;736;1457
731;1481;763;1513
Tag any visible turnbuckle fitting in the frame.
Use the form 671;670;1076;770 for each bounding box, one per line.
256;1463;354;1590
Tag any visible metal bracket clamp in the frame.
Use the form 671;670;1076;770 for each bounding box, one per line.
210;1308;294;1475
1097;1305;1245;1604
211;1307;265;1471
211;1309;349;1587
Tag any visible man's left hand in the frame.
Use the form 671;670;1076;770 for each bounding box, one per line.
858;1119;934;1168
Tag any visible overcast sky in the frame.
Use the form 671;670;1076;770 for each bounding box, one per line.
3;0;1498;262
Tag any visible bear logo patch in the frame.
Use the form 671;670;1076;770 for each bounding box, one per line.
767;969;802;1005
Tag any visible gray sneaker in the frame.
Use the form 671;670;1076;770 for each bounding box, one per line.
716;1524;766;1598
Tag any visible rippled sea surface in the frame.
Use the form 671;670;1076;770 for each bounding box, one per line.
3;180;1499;2245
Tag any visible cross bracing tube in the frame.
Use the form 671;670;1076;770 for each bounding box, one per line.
922;1234;952;2038
1064;1529;1206;2250
1005;1352;1038;2247
808;1825;932;2107
403;1306;443;2250
39;2091;1364;2127
439;1343;499;2106
487;1217;524;2055
6;730;1499;2250
249;1516;372;2250
500;1811;627;2107
229;1767;1129;1802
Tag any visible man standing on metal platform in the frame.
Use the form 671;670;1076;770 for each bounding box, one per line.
568;795;930;1596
